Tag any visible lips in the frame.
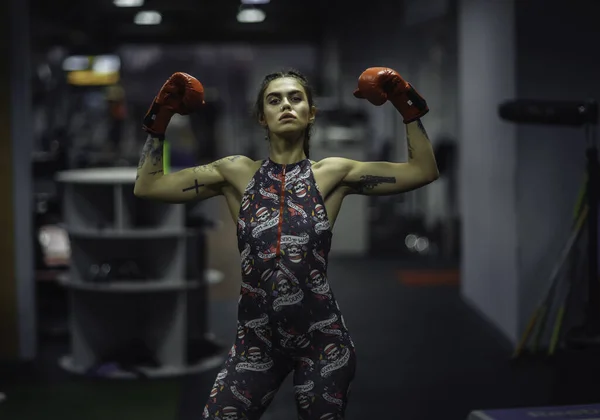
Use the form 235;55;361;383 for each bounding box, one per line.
279;113;296;121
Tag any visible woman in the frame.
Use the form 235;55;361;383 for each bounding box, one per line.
135;68;438;420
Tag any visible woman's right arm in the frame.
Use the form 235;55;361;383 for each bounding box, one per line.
133;134;248;203
134;72;254;203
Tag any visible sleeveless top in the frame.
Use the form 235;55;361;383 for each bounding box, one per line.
236;158;349;339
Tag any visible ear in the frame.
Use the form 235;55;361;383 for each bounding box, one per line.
258;114;268;127
309;106;317;123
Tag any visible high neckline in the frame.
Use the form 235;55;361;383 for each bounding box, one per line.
266;157;308;167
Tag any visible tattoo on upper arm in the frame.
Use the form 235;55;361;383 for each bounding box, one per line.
192;155;242;174
182;179;205;195
348;175;396;193
192;165;215;174
214;155;242;165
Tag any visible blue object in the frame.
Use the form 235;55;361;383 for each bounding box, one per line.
469;404;600;420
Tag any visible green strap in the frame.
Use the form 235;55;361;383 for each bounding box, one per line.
163;139;171;175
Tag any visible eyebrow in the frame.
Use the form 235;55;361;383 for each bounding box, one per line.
266;89;303;98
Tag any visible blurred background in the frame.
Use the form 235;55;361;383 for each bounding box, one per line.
1;0;600;418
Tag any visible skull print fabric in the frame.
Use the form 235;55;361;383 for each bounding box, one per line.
203;159;357;420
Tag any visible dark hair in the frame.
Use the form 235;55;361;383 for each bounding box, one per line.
253;69;316;159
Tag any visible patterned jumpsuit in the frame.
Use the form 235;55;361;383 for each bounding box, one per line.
203;158;357;420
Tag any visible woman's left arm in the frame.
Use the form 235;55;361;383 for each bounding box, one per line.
329;67;439;196
339;119;439;195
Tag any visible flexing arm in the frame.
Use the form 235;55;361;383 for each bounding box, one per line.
134;72;238;203
339;67;438;195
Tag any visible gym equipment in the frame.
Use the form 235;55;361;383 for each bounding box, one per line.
499;98;599;356
512;197;588;358
54;167;225;378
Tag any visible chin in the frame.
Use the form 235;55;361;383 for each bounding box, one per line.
272;126;306;139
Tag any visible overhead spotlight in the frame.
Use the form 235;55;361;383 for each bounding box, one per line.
114;0;144;6
134;10;162;25
237;5;266;23
92;55;121;74
241;0;270;4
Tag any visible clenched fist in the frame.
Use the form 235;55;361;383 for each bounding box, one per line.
353;67;428;123
143;72;205;136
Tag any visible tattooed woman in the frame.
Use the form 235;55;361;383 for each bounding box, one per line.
134;68;438;420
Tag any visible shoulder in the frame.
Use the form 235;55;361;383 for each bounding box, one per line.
214;155;254;166
310;157;357;193
311;157;354;172
207;155;261;183
213;155;257;171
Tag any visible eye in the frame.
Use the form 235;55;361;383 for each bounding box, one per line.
291;96;302;102
268;98;280;105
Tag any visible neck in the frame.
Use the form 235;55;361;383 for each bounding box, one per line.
268;133;306;164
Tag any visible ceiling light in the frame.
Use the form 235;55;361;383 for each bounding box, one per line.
62;55;89;72
134;10;162;25
241;0;270;4
237;7;265;23
114;0;144;6
92;55;121;74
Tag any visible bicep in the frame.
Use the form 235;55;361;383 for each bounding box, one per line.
343;160;435;196
138;160;230;203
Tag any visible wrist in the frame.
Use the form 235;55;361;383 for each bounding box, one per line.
142;127;167;139
389;86;429;124
142;98;174;136
148;133;165;142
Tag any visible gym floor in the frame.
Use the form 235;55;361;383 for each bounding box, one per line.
0;257;578;420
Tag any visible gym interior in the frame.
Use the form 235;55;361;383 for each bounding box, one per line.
2;0;600;419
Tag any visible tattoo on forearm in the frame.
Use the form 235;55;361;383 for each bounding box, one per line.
405;119;429;161
407;140;414;160
148;169;163;175
137;136;164;169
349;175;396;193
137;139;151;169
182;179;205;195
416;119;429;138
149;143;163;166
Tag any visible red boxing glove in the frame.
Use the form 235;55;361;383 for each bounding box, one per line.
353;67;428;124
143;72;205;136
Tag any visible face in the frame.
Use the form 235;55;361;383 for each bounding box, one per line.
260;77;315;137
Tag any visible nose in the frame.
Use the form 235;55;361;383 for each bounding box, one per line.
280;98;292;110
